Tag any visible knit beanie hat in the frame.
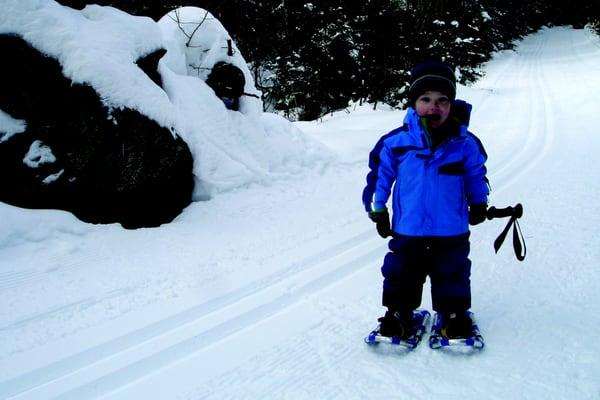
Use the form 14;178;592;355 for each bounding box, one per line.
408;61;457;106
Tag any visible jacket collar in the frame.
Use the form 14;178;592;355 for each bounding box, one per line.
404;99;472;138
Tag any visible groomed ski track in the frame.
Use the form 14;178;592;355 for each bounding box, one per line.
1;27;599;399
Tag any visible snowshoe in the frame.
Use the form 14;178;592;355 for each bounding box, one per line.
365;309;430;349
429;311;484;350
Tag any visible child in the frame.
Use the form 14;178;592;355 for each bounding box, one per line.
362;61;490;339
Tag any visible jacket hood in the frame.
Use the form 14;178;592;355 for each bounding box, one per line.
449;99;472;128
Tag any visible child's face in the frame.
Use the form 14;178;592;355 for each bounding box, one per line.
415;91;451;128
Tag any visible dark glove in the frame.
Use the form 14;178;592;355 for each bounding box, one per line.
469;203;488;225
368;209;393;238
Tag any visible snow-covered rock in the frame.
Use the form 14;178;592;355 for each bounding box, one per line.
0;34;193;228
0;1;332;228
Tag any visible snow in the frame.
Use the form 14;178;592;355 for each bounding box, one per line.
22;140;56;168
41;169;64;185
0;2;599;398
0;110;26;143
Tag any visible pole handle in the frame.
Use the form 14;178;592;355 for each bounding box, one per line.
487;203;523;220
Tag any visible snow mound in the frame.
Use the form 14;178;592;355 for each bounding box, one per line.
0;1;333;216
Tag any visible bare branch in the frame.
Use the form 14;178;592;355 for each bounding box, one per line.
168;9;190;41
186;10;211;47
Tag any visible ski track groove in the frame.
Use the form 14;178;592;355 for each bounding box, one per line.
0;287;134;333
0;262;82;291
0;232;383;399
0;30;565;400
530;33;569;300
470;47;518;113
489;35;540;188
50;247;384;400
475;32;556;306
487;33;548;195
470;44;532;188
0;228;368;331
511;31;556;188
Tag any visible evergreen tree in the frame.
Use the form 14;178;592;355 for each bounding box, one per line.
55;0;600;120
479;0;531;51
296;2;358;119
267;1;359;120
352;1;412;108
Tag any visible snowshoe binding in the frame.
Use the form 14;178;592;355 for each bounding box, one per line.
365;309;430;349
429;311;484;350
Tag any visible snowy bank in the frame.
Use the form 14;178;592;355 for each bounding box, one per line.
0;0;333;226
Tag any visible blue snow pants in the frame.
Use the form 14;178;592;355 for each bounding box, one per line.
381;233;472;314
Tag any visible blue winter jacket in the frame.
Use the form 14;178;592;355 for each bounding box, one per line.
362;100;489;237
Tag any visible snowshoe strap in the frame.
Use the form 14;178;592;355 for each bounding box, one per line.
493;211;526;261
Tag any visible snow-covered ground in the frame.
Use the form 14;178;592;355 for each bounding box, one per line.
1;26;599;399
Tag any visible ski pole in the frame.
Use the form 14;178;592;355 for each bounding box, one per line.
486;203;526;261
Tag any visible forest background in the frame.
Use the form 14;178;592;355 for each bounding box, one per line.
58;0;600;120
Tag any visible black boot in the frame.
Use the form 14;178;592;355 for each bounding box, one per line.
378;310;414;339
440;312;473;339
